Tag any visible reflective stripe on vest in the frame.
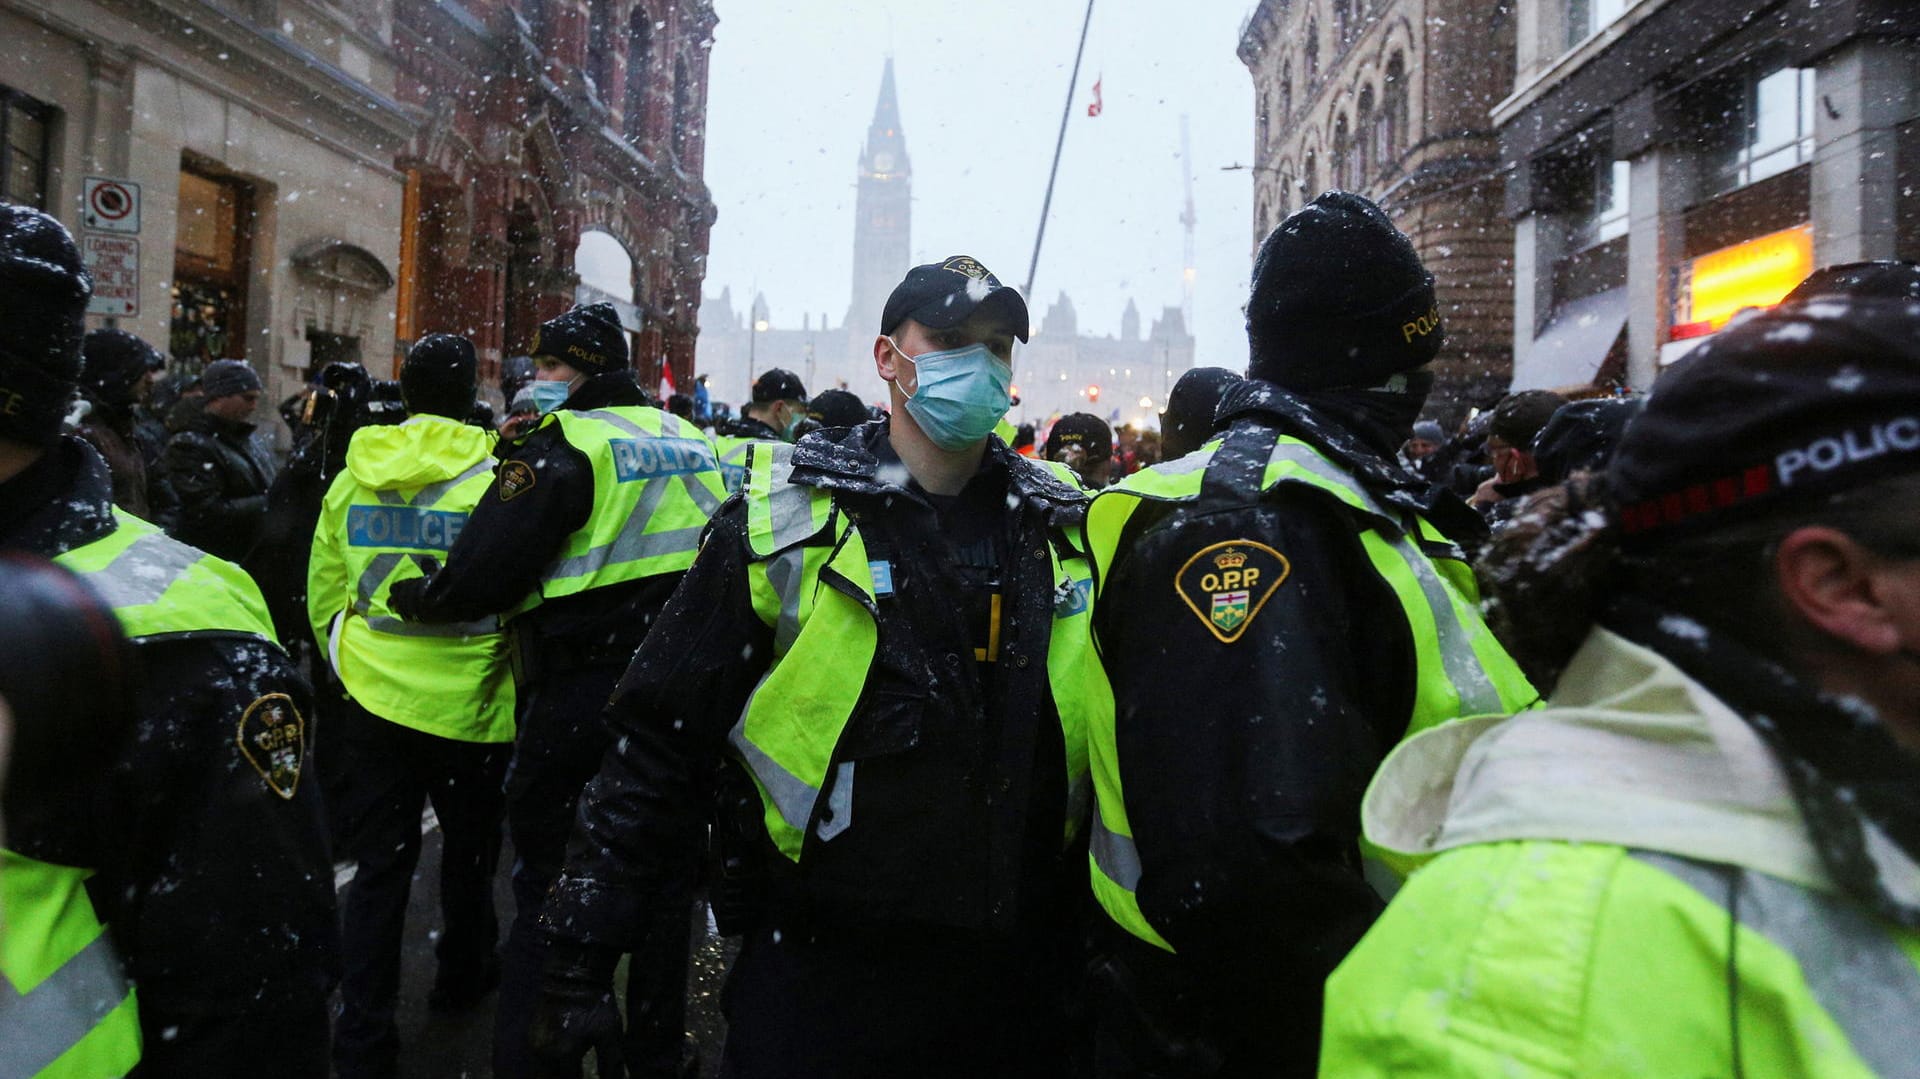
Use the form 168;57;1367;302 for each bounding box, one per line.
0;852;141;1079
522;407;726;611
1634;852;1920;1079
1084;434;1536;951
729;444;1095;861
54;510;277;643
347;458;499;638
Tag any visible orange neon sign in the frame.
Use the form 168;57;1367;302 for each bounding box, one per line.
1686;224;1814;329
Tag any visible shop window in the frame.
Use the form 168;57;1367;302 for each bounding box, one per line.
170;164;253;371
1566;0;1630;49
1703;66;1816;195
1;86;52;209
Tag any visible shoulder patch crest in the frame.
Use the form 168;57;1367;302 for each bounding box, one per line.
498;460;537;501
1174;540;1291;644
237;693;305;800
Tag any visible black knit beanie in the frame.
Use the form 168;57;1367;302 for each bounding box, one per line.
0;206;91;445
530;302;627;374
1245;191;1442;391
200;359;262;400
401;333;478;419
81;329;162;409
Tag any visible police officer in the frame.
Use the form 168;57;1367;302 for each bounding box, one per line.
309;334;515;1079
527;255;1104;1077
387;302;724;1078
0;205;337;1075
711;367;808;492
1081;192;1535;1077
1324;298;1920;1076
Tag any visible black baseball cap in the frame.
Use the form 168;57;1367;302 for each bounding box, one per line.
881;255;1031;343
1046;412;1113;461
750;368;808;404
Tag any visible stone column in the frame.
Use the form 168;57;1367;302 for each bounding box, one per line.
1812;39;1913;266
1625;143;1693;389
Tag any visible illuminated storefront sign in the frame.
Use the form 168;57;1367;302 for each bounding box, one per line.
1675;223;1814;337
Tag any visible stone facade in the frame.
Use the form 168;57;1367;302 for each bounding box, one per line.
1239;0;1517;419
0;0;715;431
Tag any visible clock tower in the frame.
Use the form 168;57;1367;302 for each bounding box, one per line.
846;59;912;348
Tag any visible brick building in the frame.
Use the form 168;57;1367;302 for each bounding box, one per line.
1239;0;1518;419
393;0;718;393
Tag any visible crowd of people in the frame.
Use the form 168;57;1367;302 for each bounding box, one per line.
2;187;1919;1079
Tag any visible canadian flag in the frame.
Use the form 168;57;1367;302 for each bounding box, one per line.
1087;76;1103;117
658;362;676;402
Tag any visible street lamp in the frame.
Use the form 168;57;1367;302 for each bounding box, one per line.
748;316;768;384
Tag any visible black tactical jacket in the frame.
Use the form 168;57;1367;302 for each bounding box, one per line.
542;420;1093;950
0;438;338;1075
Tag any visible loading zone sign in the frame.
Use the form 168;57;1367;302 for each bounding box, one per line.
82;177;141;234
83;234;140;317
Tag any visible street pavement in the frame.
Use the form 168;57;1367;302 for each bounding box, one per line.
337;819;734;1078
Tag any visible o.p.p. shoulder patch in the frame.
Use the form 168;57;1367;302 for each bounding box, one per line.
498;460;537;501
1175;541;1291;644
237;693;305;800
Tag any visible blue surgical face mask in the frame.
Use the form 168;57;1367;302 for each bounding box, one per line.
890;338;1013;451
528;378;575;416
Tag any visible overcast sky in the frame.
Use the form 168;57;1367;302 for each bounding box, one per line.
698;0;1258;378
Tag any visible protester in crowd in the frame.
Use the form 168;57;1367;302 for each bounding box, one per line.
388;302;723;1079
1400;418;1444;474
666;392;695;420
75;328;167;521
1161;366;1243;461
1046;411;1115;489
1468;389;1567;523
311;334;516;1079
693;372;712;423
528;255;1100;1077
1530;395;1642;487
1325;296;1920;1077
1083;192;1534;1077
163;357;277;561
0;203;336;1075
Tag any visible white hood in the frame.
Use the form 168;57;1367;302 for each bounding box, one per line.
1363;626;1920;907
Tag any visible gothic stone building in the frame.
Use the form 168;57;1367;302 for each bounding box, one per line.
1240;0;1517;418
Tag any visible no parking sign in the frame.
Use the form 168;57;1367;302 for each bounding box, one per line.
82;177;141;234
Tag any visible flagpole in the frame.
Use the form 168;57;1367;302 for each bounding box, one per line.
1023;0;1096;302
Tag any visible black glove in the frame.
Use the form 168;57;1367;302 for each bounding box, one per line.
526;939;624;1079
385;576;429;621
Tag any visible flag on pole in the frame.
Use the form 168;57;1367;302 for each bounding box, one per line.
659;362;676;402
1087;76;1103;117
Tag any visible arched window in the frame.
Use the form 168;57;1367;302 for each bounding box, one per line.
1333;0;1352;43
1355;86;1375;184
1304;149;1319;201
586;0;615;96
671;56;693;163
1333;113;1350;189
1383;52;1408;161
1281;60;1293;118
1306;20;1319;84
624;8;653;140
